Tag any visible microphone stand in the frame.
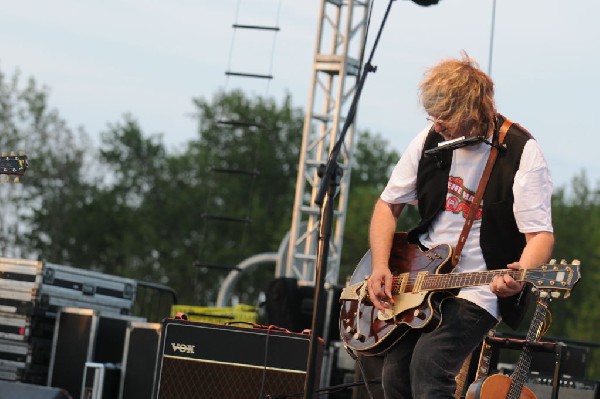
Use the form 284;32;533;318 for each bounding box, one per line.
302;2;396;398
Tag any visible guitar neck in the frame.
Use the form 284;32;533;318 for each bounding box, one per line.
507;296;550;399
396;269;524;292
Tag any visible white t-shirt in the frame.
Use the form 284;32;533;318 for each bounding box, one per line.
380;125;554;319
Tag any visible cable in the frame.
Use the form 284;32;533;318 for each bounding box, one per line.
224;0;284;96
346;346;376;399
225;0;243;91
264;0;284;95
488;0;497;76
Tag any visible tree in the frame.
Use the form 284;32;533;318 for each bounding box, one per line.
547;173;600;378
340;129;420;282
0;66;91;260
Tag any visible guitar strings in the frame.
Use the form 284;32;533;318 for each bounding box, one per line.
389;269;520;287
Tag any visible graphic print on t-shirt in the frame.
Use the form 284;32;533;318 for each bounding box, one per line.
445;176;482;219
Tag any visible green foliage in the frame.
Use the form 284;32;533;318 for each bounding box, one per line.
186;91;305;304
546;172;600;378
339;129;421;283
496;172;600;378
0;67;91;260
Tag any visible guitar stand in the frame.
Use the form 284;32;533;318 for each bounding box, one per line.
486;335;567;399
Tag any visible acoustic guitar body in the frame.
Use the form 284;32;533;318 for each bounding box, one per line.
465;374;537;399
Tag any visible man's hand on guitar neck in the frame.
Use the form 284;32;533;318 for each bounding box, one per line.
367;266;395;311
490;262;524;298
491;231;555;298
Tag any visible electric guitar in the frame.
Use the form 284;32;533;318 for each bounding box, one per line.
0;152;29;181
338;232;581;355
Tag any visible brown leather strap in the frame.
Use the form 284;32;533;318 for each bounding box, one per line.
451;118;512;267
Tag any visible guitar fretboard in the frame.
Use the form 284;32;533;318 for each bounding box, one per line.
422;269;523;290
392;269;524;293
507;296;550;399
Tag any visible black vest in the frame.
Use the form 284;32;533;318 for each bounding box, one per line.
408;115;533;329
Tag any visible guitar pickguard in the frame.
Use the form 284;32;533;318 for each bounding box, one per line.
378;291;428;321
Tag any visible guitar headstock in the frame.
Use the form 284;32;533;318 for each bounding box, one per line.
526;259;581;299
0;152;29;183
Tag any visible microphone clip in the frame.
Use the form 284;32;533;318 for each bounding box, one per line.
424;135;506;158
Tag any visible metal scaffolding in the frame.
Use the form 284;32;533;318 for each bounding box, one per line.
281;0;371;285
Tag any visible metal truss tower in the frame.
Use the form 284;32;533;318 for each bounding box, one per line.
281;0;372;285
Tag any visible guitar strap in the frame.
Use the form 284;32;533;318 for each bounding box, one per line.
451;117;513;267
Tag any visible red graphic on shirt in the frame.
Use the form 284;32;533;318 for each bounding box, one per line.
445;176;482;219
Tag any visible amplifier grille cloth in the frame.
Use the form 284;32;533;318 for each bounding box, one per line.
157;357;306;399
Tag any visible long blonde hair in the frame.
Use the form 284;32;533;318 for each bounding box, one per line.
419;52;496;138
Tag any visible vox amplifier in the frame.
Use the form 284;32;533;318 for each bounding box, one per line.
152;319;323;399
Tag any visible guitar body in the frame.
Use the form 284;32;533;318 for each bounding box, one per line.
339;232;453;355
465;374;537;399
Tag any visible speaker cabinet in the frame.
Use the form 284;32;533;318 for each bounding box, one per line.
530;344;589;379
153;319;324;399
265;277;342;343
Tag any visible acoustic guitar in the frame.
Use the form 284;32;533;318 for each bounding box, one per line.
465;288;558;399
338;233;581;356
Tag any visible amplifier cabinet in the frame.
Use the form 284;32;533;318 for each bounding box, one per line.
153;319;324;399
526;374;599;399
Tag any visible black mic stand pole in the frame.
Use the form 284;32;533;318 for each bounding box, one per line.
302;2;396;398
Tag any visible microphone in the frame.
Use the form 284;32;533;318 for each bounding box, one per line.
424;136;505;157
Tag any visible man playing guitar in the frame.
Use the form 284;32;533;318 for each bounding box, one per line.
366;52;554;398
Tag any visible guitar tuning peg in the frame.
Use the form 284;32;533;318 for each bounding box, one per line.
1;152;6;157
549;259;557;265
572;259;581;266
560;259;567;265
551;292;560;299
18;150;26;156
9;151;15;156
564;292;571;299
14;176;20;183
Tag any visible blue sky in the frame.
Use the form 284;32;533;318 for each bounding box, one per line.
1;0;598;189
